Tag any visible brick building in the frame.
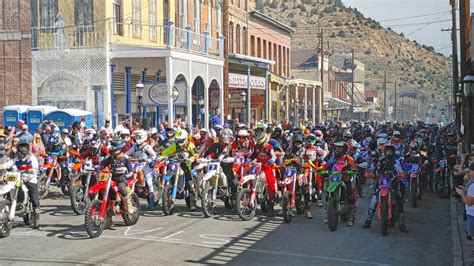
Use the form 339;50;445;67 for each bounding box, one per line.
0;0;32;126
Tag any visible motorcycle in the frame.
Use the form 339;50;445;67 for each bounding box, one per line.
326;163;358;232
236;162;268;221
0;168;36;238
84;168;140;238
69;160;96;215
377;172;407;236
37;153;68;198
200;157;235;217
132;160;163;208
434;155;454;199
402;162;421;208
281;166;298;223
161;153;195;215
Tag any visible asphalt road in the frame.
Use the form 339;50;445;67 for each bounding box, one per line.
0;185;451;265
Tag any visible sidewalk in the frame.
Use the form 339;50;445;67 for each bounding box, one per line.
452;196;474;266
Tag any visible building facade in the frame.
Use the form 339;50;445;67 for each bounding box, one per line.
31;0;224;129
0;0;32;126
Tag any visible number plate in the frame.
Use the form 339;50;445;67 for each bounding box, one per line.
98;173;109;182
410;164;420;172
439;159;447;168
209;163;219;171
330;175;341;183
6;174;17;182
169;164;177;172
379;177;390;187
46;156;54;164
285;168;296;176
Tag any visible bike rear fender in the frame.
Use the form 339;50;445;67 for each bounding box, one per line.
240;174;255;185
88;182;107;195
0;183;15;195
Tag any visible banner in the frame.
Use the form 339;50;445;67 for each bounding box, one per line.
142;81;187;105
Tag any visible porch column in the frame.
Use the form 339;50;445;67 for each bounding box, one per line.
204;64;210;129
125;66;132;114
110;64;116;127
247;66;251;125
141;68;148;121
304;85;308;122
295;85;299;125
312;85;316;125
285;85;289;121
187;60;193;129
166;57;174;125
265;69;269;122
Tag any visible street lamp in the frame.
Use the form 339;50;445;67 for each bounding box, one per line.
463;74;474;153
136;81;144;124
463;74;474;98
240;90;246;123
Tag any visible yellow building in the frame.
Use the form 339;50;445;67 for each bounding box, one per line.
31;0;224;128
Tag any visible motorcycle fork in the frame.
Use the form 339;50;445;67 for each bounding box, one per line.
8;186;19;220
99;177;112;220
84;173;92;194
250;178;257;206
171;167;180;200
291;173;297;207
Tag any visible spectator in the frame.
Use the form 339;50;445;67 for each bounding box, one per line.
15;119;25;135
456;163;474;240
103;118;114;137
18;125;33;143
30;133;46;166
62;129;72;147
211;112;221;127
9;136;19;158
41;123;52;146
80;116;86;130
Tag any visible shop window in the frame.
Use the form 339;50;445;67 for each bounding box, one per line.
132;0;142;38
113;0;123;35
149;0;157;42
40;0;58;28
236;24;241;54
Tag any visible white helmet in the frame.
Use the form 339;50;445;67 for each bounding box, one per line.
175;129;188;147
377;138;388;147
120;128;131;141
150;127;158;135
84;128;96;140
133;129;148;145
237;129;249;137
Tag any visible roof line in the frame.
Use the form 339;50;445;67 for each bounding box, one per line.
249;11;295;34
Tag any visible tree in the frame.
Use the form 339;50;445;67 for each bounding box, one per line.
337;30;346;38
290;20;298;27
256;0;264;11
334;20;343;26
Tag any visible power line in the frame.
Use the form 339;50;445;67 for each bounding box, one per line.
378;10;451;22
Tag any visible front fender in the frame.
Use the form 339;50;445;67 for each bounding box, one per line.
202;171;217;181
0;183;15;195
88;182;107;195
326;182;340;193
240;174;256;185
163;175;173;182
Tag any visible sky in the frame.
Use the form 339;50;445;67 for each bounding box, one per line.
342;0;454;56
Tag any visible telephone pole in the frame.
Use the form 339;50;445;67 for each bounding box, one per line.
394;80;397;122
223;0;229;123
383;71;387;122
449;0;460;128
350;49;355;120
319;28;324;123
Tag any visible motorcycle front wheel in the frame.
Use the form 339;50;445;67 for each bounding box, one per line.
435;173;451;199
381;196;389;236
282;191;292;224
0;200;13;238
84;199;105;238
411;179;418;208
23;201;34;226
70;184;88;215
201;181;215;218
236;188;256;221
38;174;49;199
327;197;339;232
123;193;140;226
162;183;174;216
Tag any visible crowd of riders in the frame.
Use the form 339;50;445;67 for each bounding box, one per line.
0;115;468;235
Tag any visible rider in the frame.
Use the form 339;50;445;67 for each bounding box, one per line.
285;133;312;218
127;129;158;210
161;129;199;211
323;140;357;226
45;126;69;188
100;139;134;228
11;139;41;229
305;133;326;207
362;143;408;233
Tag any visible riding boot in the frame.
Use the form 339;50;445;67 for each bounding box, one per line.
317;191;323;207
268;199;275;217
305;209;313;219
362;208;375;229
148;192;155;210
104;215;114;230
399;213;408;233
33;208;41;230
347;205;356;227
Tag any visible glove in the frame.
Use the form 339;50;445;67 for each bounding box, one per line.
267;159;274;165
148;160;156;168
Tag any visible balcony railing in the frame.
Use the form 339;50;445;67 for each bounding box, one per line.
31;22;224;59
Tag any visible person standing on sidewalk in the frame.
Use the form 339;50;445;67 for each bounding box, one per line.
456;163;474;240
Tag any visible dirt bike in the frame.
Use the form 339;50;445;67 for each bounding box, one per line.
132;160;163;208
377;172;407;236
326;163;357;232
402;162;421;208
434;155;454;199
281;166;297;223
161;153;195;215
236;162;270;221
0;168;36;238
84;169;140;238
37;153;68;198
69;160;96;215
200;157;235;217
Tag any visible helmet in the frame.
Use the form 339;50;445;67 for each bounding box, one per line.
208;128;217;139
84;128;96;140
314;130;323;142
341;123;347;130
219;128;233;144
165;127;175;139
199;128;208;139
265;127;273;135
237;129;249;138
292;134;304;144
393;130;401;139
120;128;131;141
254;130;268;145
333;140;347;157
347;139;360;151
343;130;352;140
214;125;223;134
272;127;282;139
175;129;188;147
18;139;30;157
150;127;158;136
133;129;148;145
376;137;388;147
306;146;317;161
109;139;125;154
306;134;317;146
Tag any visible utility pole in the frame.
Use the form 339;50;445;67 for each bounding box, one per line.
449;0;460;128
350;49;355;120
223;0;229;123
459;0;472;152
319;28;324;123
394;80;397;122
401;95;404;122
383;71;387;122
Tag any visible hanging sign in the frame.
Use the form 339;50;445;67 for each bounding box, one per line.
143;81;187;105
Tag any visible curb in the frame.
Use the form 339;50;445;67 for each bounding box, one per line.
451;195;464;266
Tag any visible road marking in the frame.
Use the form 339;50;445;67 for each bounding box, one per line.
162;230;184;240
124;227;163;236
200;234;232;245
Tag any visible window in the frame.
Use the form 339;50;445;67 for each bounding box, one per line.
273;43;277;73
149;0;157;42
236;24;240;54
113;0;123;35
268;41;272;69
163;0;169;25
40;0;58;28
229;22;234;53
263;40;266;59
132;0;142;38
242;26;248;55
216;2;222;37
278;45;282;75
75;0;93;27
287;47;290;77
250;35;255;56
194;0;200;33
257;37;261;57
207;0;212;34
31;0;38;27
